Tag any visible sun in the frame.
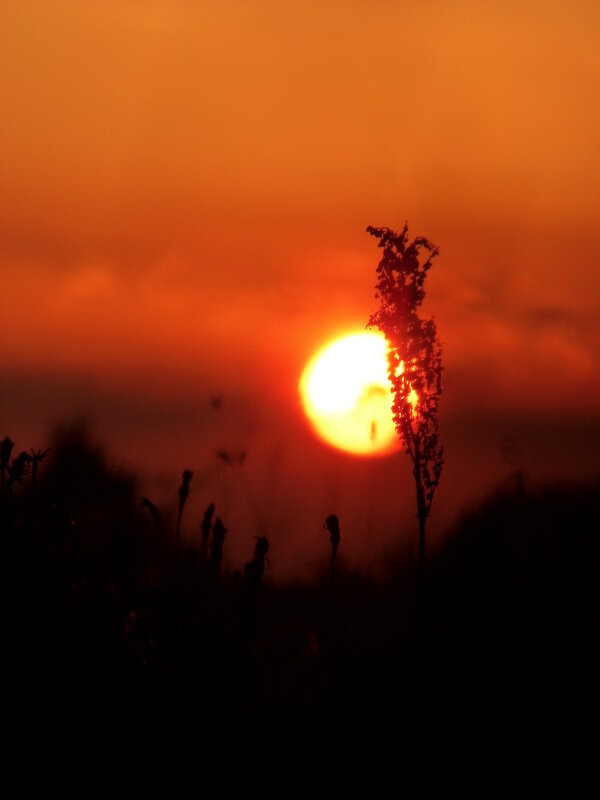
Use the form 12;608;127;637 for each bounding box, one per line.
299;331;399;456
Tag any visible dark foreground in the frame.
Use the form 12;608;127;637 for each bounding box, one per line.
1;429;598;791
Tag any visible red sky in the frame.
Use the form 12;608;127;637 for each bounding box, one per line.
1;1;599;579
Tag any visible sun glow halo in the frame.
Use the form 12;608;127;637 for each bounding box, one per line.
299;331;399;456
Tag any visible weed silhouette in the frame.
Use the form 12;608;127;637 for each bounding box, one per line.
367;223;443;583
1;436;14;499
175;469;193;545
243;535;270;593
141;495;164;538
209;516;227;577
29;447;50;497
200;501;216;561
324;514;340;590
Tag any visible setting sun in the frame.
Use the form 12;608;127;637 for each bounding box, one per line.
299;332;399;456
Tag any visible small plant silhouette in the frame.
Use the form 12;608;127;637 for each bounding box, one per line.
325;514;341;589
175;469;193;545
367;224;444;582
7;450;32;497
1;437;14;501
200;502;216;561
243;535;270;592
29;448;50;496
209;516;227;577
141;496;165;538
1;437;50;507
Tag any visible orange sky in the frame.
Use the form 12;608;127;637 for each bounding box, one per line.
1;1;599;578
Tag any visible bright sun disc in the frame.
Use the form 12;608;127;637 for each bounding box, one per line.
299;331;399;456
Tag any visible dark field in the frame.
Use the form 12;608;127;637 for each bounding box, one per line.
1;426;598;791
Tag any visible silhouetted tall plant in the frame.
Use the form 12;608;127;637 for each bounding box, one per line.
367;224;443;583
175;469;193;545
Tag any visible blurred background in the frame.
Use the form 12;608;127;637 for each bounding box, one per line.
1;1;598;580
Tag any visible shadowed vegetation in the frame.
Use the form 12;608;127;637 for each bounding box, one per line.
367;223;443;583
0;425;597;791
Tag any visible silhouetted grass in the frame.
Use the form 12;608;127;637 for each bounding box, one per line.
0;424;597;790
